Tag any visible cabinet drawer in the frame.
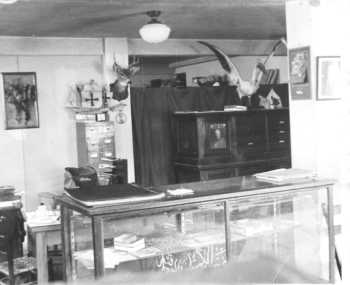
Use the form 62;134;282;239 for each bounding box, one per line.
270;129;289;136
269;133;290;144
267;112;290;129
102;137;114;145
270;138;290;151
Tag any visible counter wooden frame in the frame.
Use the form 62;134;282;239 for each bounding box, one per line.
57;176;335;282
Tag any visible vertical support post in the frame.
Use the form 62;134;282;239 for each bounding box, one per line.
273;197;278;257
92;216;105;279
103;38;135;183
224;200;231;262
35;232;48;284
175;213;186;234
327;186;335;283
61;206;73;282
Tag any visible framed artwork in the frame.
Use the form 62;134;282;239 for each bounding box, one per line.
316;56;341;100
205;121;229;155
3;72;39;129
289;46;312;100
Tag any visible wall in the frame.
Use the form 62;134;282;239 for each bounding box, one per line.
0;37;291;211
175;56;288;86
285;0;350;281
0;38;104;210
132;57;176;88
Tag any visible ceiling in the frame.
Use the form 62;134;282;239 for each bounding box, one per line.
0;0;286;39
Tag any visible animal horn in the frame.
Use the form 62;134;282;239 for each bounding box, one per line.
280;37;288;48
198;41;242;84
198;41;234;73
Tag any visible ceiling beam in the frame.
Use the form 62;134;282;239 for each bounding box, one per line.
21;0;283;8
128;38;287;57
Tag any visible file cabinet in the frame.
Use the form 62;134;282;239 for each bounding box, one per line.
76;122;116;184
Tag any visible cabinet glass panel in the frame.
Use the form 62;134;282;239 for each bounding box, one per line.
228;188;330;283
71;203;226;280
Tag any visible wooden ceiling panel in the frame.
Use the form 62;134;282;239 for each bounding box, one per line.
0;0;286;38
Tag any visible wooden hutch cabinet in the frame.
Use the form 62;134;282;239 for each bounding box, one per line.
173;108;291;182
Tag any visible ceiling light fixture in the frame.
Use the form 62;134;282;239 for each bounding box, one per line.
0;0;18;4
139;10;171;44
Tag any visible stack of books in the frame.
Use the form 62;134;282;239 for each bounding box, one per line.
113;233;145;252
0;185;21;210
254;168;316;184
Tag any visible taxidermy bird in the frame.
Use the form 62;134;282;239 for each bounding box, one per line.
110;55;140;101
198;38;287;98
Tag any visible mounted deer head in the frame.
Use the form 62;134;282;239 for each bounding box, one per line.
109;55;140;101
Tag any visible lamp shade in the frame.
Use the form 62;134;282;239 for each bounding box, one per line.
139;22;171;44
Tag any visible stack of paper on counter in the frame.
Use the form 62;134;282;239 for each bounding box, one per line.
254;168;316;184
113;233;145;252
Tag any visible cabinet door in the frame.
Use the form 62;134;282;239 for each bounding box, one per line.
235;113;266;159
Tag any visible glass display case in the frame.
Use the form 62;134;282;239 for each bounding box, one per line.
57;176;335;283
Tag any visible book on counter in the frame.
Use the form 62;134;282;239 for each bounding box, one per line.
254;168;316;184
64;184;165;207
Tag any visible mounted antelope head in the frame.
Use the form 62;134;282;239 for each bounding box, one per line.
109;54;140;101
198;38;288;99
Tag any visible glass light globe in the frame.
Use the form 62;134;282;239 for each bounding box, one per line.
139;22;171;44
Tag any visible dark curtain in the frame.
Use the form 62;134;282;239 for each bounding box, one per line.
131;84;289;187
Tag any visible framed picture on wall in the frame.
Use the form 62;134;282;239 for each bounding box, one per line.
316;56;341;100
2;72;39;129
289;46;312;100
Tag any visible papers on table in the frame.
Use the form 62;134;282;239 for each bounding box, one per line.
254;168;316;184
224;105;247;111
26;209;60;227
166;188;194;197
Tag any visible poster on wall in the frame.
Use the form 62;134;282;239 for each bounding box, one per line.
3;72;39;129
316;56;341;100
289;46;312;100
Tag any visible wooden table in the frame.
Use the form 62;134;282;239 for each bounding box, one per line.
27;223;60;284
57;176;336;283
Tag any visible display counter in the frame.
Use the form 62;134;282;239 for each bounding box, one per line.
57;176;335;283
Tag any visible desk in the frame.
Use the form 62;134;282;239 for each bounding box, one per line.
57;176;336;283
27;223;60;284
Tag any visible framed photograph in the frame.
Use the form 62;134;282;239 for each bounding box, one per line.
206;122;228;153
3;72;39;129
317;56;341;100
289;46;312;100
